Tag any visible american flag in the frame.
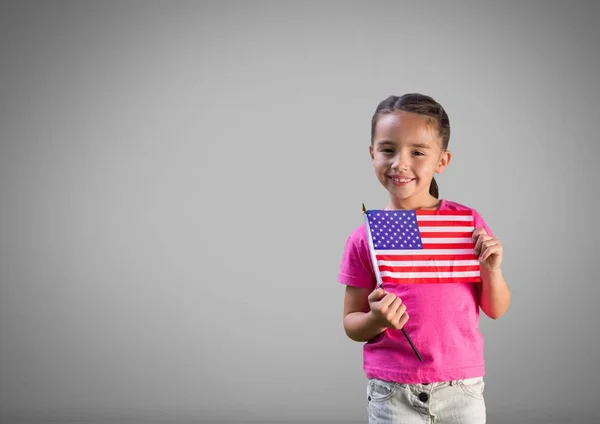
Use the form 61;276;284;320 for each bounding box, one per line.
365;209;481;284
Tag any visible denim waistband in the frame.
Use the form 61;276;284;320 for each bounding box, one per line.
421;376;483;386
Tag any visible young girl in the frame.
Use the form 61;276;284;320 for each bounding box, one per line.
338;93;511;424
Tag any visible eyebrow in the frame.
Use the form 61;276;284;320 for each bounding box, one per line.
376;140;432;149
409;142;432;149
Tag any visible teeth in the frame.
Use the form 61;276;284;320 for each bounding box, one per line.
391;177;413;183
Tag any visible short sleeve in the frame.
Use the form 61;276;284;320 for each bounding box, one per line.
337;226;376;289
472;209;494;237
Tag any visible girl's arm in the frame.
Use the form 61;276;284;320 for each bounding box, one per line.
479;268;511;319
473;228;511;319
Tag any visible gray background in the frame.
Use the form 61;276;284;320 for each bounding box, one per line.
1;0;598;423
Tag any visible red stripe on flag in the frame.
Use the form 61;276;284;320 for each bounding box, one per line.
420;232;473;238
421;243;475;249
379;265;481;273
381;276;481;284
417;221;473;227
376;254;478;261
415;210;473;216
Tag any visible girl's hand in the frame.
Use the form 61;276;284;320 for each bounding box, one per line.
368;288;409;330
472;228;503;271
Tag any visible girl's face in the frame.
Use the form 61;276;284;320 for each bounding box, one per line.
369;111;451;209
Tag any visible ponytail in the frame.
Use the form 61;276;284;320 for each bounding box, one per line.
429;177;439;199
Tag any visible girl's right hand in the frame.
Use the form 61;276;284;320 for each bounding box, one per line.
368;288;409;330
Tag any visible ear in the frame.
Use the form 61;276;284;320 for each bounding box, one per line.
435;150;452;174
369;144;375;161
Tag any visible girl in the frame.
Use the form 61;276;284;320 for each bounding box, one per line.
338;93;511;424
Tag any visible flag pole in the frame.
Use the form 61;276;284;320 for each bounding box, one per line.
362;203;423;362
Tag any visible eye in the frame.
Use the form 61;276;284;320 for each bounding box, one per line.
380;149;394;154
412;151;425;156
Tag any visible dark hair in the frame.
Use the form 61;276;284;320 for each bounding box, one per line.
370;93;450;199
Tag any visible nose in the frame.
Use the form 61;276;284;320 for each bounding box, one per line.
391;152;409;171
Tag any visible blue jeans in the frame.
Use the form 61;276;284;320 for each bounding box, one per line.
366;377;486;423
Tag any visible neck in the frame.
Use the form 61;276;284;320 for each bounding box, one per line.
386;194;440;211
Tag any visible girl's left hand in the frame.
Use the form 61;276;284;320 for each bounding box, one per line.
472;228;503;271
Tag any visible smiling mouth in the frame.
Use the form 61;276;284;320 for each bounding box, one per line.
388;176;415;186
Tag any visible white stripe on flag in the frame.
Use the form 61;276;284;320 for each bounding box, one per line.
378;259;480;267
381;271;481;278
418;226;474;233
374;249;476;255
416;215;474;222
420;238;473;243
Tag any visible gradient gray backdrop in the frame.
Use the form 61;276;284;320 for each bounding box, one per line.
1;1;599;423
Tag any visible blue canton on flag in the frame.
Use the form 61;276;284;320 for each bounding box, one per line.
368;210;423;250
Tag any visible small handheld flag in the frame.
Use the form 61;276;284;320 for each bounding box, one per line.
365;206;481;285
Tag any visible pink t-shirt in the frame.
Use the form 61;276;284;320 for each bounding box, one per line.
338;199;493;384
